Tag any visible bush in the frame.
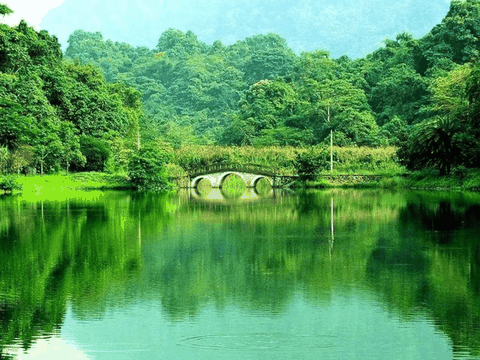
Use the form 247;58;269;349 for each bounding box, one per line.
0;175;22;193
128;146;173;190
294;147;330;180
451;165;468;180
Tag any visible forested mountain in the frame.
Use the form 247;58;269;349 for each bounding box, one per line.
39;0;449;58
59;1;480;150
2;0;480;177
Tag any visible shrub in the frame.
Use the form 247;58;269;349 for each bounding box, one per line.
0;175;22;193
128;146;172;190
451;165;468;180
294;147;330;180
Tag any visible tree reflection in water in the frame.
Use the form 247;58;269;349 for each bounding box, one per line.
1;190;480;357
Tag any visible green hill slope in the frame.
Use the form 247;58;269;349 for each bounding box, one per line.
39;0;449;57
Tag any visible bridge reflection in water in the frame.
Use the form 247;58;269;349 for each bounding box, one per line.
185;187;276;203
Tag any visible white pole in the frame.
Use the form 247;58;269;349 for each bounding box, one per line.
330;196;334;258
330;129;333;172
328;105;333;172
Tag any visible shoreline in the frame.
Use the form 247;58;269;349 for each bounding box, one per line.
1;173;134;197
296;172;480;192
2;170;480;197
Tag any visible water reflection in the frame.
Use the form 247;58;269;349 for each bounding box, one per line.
0;192;149;356
1;190;480;358
189;187;275;202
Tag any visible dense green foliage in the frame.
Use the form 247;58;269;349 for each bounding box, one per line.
3;1;480;179
0;3;12;16
128;146;172;190
0;13;143;176
294;147;330;180
55;0;480;176
0;175;21;193
64;31;386;147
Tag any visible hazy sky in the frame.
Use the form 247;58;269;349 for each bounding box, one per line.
0;0;65;29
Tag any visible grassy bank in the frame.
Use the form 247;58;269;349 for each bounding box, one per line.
402;168;480;191
1;172;133;198
303;169;480;191
2;146;479;195
3;170;480;195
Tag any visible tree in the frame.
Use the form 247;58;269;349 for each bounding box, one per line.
398;62;479;174
34;140;61;175
294;50;338;83
294;147;330;180
252;126;313;147
70;135;111;172
368;32;427;75
238;33;296;85
65;30;131;82
420;0;480;67
220;113;256;146
399;116;461;175
42;60;138;138
0;17;146;175
369;64;430;126
0;97;32;149
380;116;409;146
466;61;480;125
295;78;381;145
10;144;33;174
430;63;471;122
58;122;85;174
156;28;206;59
239;79;296;136
0;3;13;16
0;19;62;75
127;145;172;190
0;145;9;174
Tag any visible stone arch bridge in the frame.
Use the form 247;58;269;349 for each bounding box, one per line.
176;164;297;188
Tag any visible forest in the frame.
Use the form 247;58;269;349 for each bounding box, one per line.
1;0;480;185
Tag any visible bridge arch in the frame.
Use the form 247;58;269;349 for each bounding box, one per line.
190;171;273;189
251;175;273;187
185;164;293;188
219;172;245;188
193;177;211;188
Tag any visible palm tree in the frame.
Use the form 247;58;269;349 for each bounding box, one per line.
406;116;460;175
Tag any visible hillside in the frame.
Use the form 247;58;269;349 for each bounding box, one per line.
39;0;449;58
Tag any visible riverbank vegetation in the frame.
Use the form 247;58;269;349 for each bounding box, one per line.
1;1;480;191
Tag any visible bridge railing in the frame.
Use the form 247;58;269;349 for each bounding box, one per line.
185;163;282;177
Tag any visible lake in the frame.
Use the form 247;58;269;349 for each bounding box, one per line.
1;188;480;359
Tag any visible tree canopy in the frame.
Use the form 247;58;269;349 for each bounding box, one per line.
0;7;142;175
3;0;480;175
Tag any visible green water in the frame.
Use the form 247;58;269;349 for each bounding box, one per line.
1;189;480;359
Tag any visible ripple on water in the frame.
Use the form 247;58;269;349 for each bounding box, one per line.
178;333;336;351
